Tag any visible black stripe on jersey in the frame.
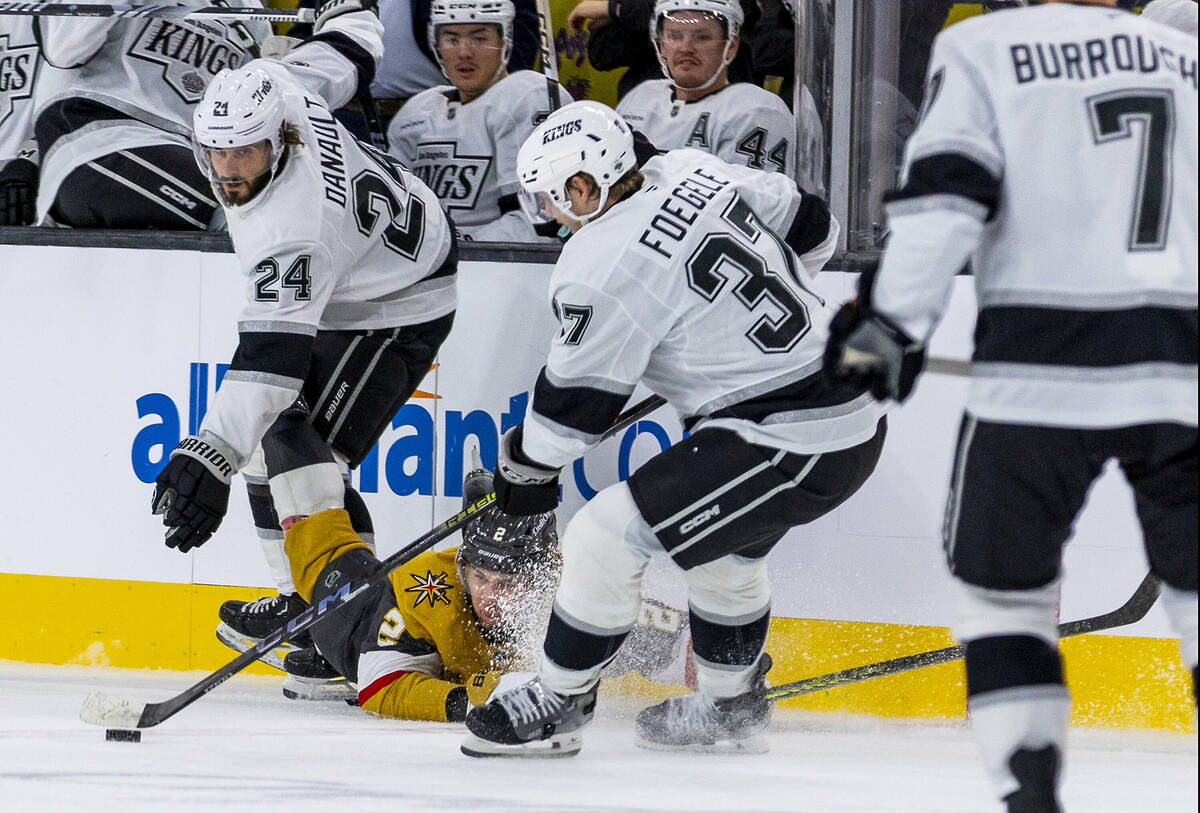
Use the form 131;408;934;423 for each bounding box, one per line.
975;305;1198;367
683;368;868;432
230;330;315;381
35;98;138;158
632;129;663;166
305;31;377;97
784;193;833;258
498;193;519;215
885;152;1002;220
419;223;459;282
532;368;630;438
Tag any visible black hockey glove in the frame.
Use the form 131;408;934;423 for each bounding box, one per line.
0;155;38;226
824;300;926;403
314;0;378;31
495;425;561;516
151;437;236;553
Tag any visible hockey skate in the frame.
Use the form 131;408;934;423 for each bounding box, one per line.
215;592;311;670
281;647;358;705
1003;745;1062;813
461;677;598;758
634;653;772;754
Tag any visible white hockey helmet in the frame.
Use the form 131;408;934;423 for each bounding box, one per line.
516;101;636;227
428;0;515;82
192;65;288;208
651;0;743;91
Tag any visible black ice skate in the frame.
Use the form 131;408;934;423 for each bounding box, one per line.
215;592;311;670
461;678;598;758
634;653;772;754
281;647;358;704
1003;745;1062;813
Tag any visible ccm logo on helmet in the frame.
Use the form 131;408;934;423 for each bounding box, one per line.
542;119;582;144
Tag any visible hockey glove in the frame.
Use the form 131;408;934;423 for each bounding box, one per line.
151;436;236;553
495;425;560;516
824;300;926;403
314;0;378;31
0;153;38;226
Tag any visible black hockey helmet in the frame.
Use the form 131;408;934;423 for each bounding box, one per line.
458;467;559;575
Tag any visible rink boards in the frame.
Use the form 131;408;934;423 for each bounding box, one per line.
0;238;1192;731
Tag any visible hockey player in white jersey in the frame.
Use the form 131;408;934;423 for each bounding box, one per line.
616;0;823;193
30;1;282;228
149;2;459;678
460;101;886;758
0;13;41;225
386;0;570;242
824;2;1197;811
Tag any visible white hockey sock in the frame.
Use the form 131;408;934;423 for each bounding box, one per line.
969;685;1070;800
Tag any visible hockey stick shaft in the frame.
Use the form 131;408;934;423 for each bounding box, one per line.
0;2;312;22
765;572;1159;702
533;0;560;113
81;393;668;729
924;355;970;378
533;0;558;83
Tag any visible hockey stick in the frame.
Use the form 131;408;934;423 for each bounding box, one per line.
0;2;314;22
79;393;668;730
533;0;560;114
925;356;971;378
765;571;1160;702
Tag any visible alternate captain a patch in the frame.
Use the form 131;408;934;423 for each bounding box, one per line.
404;570;453;608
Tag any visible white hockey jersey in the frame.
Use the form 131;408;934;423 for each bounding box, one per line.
387;71;571;242
195;58;456;471
32;1;273;222
871;4;1197;430
520;148;877;470
0;15;40;164
617;79;824;194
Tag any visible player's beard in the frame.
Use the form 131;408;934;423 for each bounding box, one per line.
218;171;272;207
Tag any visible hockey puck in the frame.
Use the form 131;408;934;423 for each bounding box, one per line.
105;728;141;743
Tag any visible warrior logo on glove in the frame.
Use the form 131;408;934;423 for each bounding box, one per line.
151;436;236;553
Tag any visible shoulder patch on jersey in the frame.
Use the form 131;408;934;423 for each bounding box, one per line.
0;34;38;128
404;570;454;608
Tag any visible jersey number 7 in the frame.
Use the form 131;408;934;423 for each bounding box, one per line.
1087;88;1176;252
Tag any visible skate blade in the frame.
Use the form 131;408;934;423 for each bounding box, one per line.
214;623;292;671
460;732;582;759
282;676;358;703
633;733;769;755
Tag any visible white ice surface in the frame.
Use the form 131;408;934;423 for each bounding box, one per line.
0;661;1194;813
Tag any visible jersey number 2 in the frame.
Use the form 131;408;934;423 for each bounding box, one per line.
1087;89;1175;251
353;143;427;260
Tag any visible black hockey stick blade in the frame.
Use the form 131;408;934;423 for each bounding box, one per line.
765;572;1159;702
80;393;667;729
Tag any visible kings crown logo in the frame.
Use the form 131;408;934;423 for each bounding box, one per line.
0;34;38;128
127;19;251;104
